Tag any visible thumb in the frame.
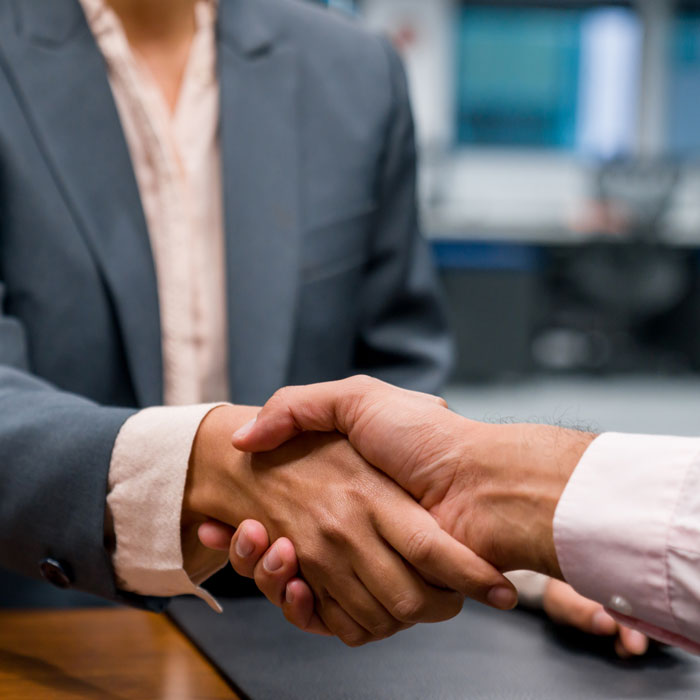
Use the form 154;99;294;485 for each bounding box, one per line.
232;376;431;453
232;381;349;452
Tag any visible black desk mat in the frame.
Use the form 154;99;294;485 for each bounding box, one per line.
169;596;700;699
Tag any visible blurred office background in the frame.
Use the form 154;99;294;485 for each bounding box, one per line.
328;0;700;386
323;2;700;467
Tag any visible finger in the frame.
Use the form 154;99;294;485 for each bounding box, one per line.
376;502;517;610
232;382;345;452
246;538;333;638
322;570;412;641
618;626;649;656
614;636;631;659
316;594;383;648
252;538;300;606
351;531;465;625
282;579;333;636
228;520;270;579
233;376;408;452
198;519;236;551
233;378;444;453
543;580;618;636
250;541;333;637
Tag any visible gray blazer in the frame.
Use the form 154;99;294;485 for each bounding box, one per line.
0;0;453;607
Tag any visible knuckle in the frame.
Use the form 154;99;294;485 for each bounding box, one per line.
404;529;434;566
268;386;294;408
366;618;401;640
299;546;336;582
573;602;596;626
344;483;372;510
391;593;427;623
349;374;376;388
346;375;382;401
317;516;348;546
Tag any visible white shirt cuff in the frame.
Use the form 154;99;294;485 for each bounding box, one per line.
107;403;229;612
554;432;700;646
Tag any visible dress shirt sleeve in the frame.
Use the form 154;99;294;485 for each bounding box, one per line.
554;432;700;654
107;404;230;612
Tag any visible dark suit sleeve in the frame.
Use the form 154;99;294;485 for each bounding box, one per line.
0;281;166;610
352;38;455;395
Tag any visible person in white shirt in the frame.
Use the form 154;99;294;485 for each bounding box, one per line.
202;376;698;654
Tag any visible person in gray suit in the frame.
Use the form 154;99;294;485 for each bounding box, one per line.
0;0;520;646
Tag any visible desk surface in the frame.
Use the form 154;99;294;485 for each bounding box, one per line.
171;596;700;700
3;600;700;700
0;607;239;700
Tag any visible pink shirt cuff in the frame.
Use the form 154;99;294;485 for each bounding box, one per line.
554;432;700;651
107;403;229;611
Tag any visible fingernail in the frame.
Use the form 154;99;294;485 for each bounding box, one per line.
233;418;256;442
235;528;254;558
286;585;295;605
592;609;617;635
263;545;283;573
627;630;649;655
487;586;518;610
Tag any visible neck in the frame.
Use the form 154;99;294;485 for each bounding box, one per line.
105;0;198;45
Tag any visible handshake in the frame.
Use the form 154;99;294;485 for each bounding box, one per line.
181;376;638;653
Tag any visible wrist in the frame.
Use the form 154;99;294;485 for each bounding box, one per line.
456;420;595;578
182;404;259;530
526;425;596;578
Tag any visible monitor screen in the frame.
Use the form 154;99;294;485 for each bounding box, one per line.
669;13;700;157
456;5;641;157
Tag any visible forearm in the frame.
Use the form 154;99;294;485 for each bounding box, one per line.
0;366;136;600
454;419;596;578
182;404;260;531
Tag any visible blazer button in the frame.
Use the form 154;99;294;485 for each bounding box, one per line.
38;558;73;589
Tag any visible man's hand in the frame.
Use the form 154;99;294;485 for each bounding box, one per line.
184;404;515;647
218;378;648;654
231;377;595;578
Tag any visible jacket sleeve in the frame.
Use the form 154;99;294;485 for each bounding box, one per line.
352;38;455;396
0;280;166;610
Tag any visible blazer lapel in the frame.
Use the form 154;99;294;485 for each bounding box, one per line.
7;0;163;406
218;0;302;405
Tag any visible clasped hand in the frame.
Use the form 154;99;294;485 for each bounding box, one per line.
184;398;514;647
191;377;649;657
195;376;648;657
